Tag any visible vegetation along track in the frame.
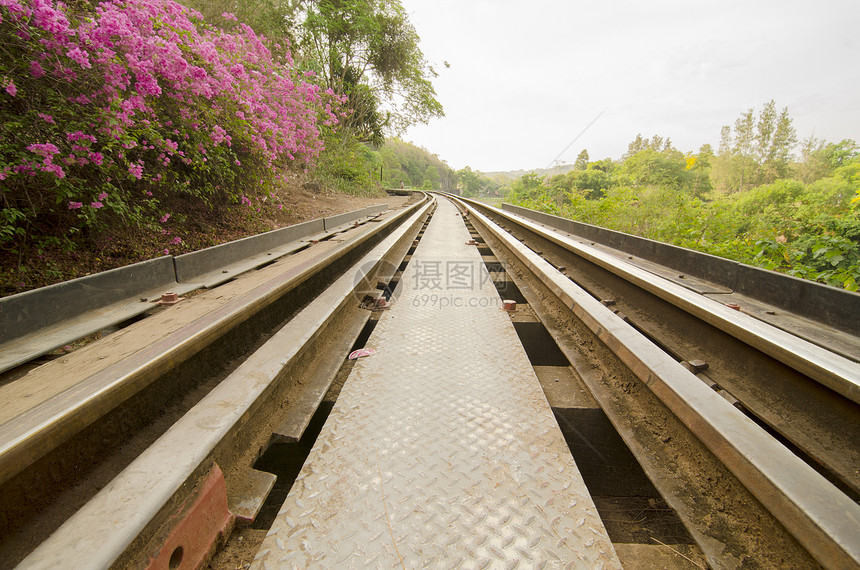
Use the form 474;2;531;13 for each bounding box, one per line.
1;192;858;569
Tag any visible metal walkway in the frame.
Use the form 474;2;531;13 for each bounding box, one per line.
252;198;620;568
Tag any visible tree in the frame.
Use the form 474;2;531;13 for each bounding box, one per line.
588;159;616;173
298;0;444;143
374;139;455;189
422;165;440;189
686;146;714;197
622;149;692;191
572;169;612;199
457;167;481;197
180;0;304;42
574;149;590;170
755;100;797;182
823;139;859;169
625;133;681;159
625;133;647;158
718;126;732;156
455;167;500;197
732;108;756;190
186;0;446;145
797;135;828;183
716;101;797;191
506;172;545;202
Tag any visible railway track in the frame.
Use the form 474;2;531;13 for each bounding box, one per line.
0;192;857;569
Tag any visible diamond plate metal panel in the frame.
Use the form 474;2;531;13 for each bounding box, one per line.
252;199;620;568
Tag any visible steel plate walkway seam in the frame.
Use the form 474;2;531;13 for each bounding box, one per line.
252;198;620;569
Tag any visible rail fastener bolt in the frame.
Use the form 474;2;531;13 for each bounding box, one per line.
158;292;183;306
503;300;517;312
727;303;741;311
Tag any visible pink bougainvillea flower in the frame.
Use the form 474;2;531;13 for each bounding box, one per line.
38;161;66;177
66;46;91;69
0;0;343;238
128;162;143;179
26;143;60;157
29;61;45;78
210;125;228;144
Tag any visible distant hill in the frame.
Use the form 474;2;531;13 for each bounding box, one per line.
374;139;456;190
482;164;577;181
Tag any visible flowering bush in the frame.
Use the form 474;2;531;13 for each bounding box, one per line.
0;0;342;249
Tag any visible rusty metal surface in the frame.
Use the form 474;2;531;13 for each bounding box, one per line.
253;198;619;569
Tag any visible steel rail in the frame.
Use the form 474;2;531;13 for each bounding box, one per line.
0;195;429;488
457;198;860;569
500;202;860;341
458;198;860;496
475;202;860;405
18;198;434;569
0;206;389;375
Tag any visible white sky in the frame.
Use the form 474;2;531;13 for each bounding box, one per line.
399;0;860;173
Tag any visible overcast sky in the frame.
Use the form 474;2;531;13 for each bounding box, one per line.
398;0;860;173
